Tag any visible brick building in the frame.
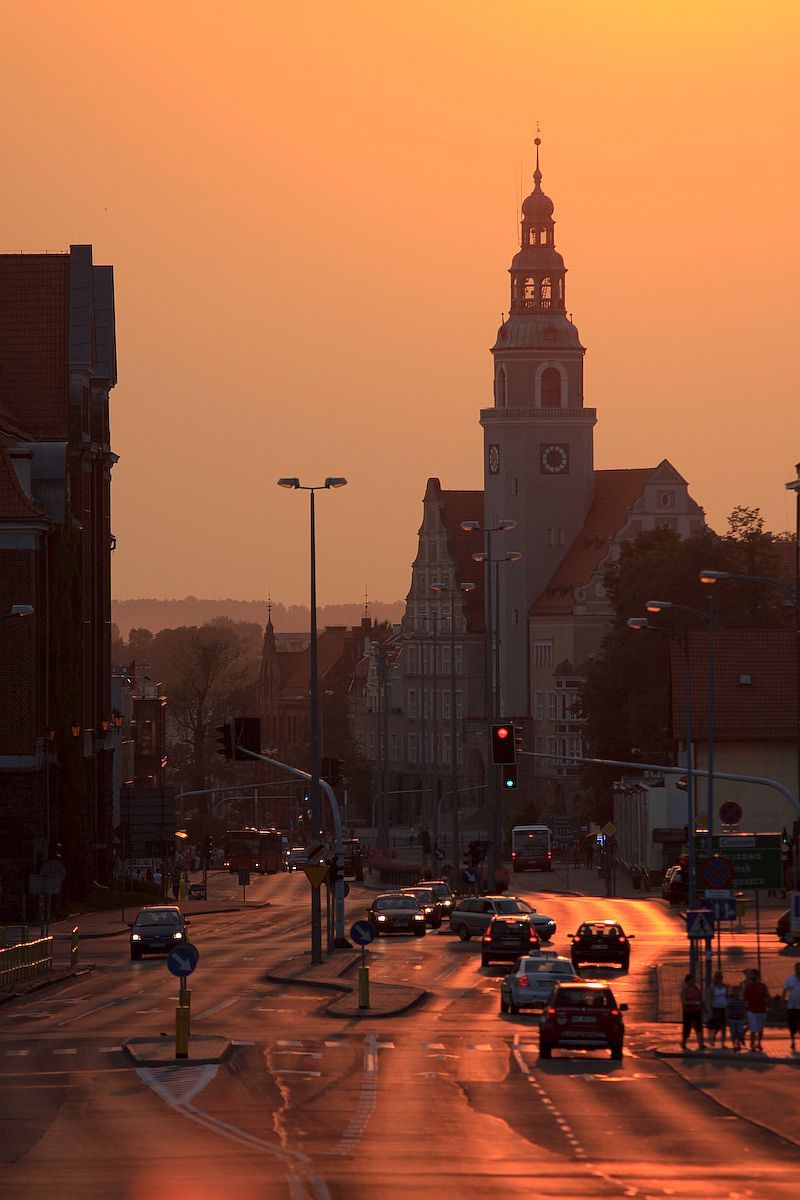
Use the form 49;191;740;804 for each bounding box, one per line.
0;246;118;917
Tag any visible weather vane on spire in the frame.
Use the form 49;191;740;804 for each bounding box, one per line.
534;122;542;185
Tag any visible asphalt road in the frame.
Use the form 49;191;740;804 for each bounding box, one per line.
1;870;798;1199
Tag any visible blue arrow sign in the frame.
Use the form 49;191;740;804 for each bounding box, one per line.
463;867;477;884
435;847;446;861
710;898;737;922
166;943;200;977
686;909;715;940
350;920;376;947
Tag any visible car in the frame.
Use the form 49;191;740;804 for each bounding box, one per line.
417;879;455;915
287;847;308;871
500;954;579;1013
539;981;628;1059
129;905;190;960
662;865;687;906
481;916;540;967
401;886;444;928
568;921;634;970
186;881;207;900
450;895;554;941
777;909;800;946
367;893;427;936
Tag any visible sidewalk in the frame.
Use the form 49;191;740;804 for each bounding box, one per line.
654;1031;799;1064
266;951;427;1018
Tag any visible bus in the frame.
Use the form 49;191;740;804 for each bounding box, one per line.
342;838;364;881
511;825;553;873
223;828;283;875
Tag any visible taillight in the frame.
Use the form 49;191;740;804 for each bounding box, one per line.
529;929;538;941
483;931;492;942
618;935;627;943
511;851;516;858
610;1008;620;1016
518;976;529;988
547;851;552;859
546;1006;556;1016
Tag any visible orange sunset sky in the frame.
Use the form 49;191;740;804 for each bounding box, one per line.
2;2;798;607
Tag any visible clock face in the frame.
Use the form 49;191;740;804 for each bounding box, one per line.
540;443;569;474
488;444;500;475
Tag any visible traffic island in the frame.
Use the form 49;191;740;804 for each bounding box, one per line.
265;952;427;1018
124;1034;232;1066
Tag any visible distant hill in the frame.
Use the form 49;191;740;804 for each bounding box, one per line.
111;597;405;638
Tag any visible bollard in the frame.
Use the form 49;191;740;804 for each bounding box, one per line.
183;988;191;1034
175;1004;190;1058
70;927;79;968
358;965;370;1009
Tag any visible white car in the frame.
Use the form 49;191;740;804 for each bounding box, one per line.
499;954;579;1013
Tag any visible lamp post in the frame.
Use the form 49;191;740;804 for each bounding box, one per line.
646;598;715;842
461;518;520;890
277;475;347;964
431;579;475;866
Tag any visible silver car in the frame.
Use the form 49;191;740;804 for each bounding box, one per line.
500;954;578;1013
450;895;557;942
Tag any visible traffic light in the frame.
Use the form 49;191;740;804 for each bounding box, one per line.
233;717;261;761
491;722;516;766
321;756;341;786
216;718;234;759
467;839;490;867
502;764;518;789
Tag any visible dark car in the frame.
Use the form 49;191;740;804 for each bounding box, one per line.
129;905;190;960
401;886;444;928
777;909;800;946
481;916;541;967
662;865;687;906
568;921;634;970
417;879;455;916
539;981;628;1059
367;893;427;937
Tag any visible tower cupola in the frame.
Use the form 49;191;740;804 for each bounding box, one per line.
509;138;567;316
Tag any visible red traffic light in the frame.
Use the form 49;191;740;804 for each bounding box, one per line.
491;722;516;765
497;726;510;739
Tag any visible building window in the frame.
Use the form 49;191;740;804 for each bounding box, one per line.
512;607;519;626
441;645;451;674
455;644;463;674
540;367;561;407
547;734;557;758
443;734;451;764
442;690;451;720
457;739;464;764
534;640;553;667
455;690;463;720
523;276;536;308
420;688;428;718
496;367;507;407
534;691;544;721
390;733;398;761
408;734;417;763
547;692;556;721
546;527;564;546
407;689;416;718
406;645;417;674
568;736;581;759
535;735;544;753
356;732;364;754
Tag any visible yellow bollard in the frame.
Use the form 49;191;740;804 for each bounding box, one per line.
358;965;370;1009
175;1005;190;1058
70;927;79;968
183;988;191;1034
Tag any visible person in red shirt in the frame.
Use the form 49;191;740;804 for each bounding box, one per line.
744;968;769;1052
680;973;705;1051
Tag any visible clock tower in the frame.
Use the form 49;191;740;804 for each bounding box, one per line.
480;140;595;716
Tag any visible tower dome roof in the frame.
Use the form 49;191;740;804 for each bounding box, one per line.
521;138;554;219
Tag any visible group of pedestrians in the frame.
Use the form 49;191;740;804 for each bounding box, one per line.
680;962;800;1053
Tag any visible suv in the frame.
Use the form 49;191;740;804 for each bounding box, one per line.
539;982;628;1059
662;865;687;906
481;916;540;967
417;879;455;915
401;886;444;928
569;921;634;970
450;895;548;941
129;905;190;960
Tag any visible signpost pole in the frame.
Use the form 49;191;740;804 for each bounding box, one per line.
755;889;762;976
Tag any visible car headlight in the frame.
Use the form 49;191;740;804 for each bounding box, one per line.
172;931;183;939
131;933;141;941
442;900;452;908
377;914;387;922
413;913;425;921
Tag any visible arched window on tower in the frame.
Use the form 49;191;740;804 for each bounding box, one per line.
495;367;507;407
540;277;552;310
557;278;564;304
541;367;561;407
539;227;547;246
528;228;536;246
523;277;536;309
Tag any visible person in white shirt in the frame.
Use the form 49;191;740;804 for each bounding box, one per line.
782;962;800;1052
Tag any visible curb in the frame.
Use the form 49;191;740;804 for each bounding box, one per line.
266;954;427;1018
53;903;271;940
0;964;95;1005
655;1046;800;1065
124;1034;232;1067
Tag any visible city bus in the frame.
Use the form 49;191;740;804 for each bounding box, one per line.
223;828;283;874
511;825;553;872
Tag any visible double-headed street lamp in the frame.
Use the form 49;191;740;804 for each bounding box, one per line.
277;475;347;964
646;597;716;841
461;518;520;889
431;579;475;862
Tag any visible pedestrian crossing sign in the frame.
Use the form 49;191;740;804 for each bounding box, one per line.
686;908;715;940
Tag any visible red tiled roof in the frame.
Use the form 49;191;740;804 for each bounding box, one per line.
0;255;70;439
440;487;485;632
532;468;655;615
670;629;795;741
0;446;47;521
281;626;354;694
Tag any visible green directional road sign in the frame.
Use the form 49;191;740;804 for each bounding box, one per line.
693;833;782;891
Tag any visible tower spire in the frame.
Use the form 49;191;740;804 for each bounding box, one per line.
533;132;542;190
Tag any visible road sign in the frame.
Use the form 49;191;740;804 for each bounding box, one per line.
167;943;200;977
305;839;325;861
693;833;782;890
350;920;376;946
238;868;251;887
602;822;616;837
40;859;66;882
710;897;737;922
719;801;743;826
700;855;734;890
435;847;445;861
463;866;478;884
302;863;329;890
686;909;715;940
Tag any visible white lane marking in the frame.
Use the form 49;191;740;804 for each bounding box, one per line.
135;1009;163;1015
192;996;240;1020
98;1047;123;1053
324;1041;345;1048
468;1043;494;1051
422;1042;446;1050
512;1047;530;1075
231;1040;255;1046
276;1039;304;1047
53;1048;77;1055
277;1051;323;1059
56;999;118;1027
4;1049;29;1057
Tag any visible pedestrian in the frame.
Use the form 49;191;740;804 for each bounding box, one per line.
743;967;769;1052
704;970;729;1048
680;973;705;1051
171;871;180;900
727;984;746;1051
782;962;800;1053
178;876;186;901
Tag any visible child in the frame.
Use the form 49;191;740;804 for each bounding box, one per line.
728;984;746;1051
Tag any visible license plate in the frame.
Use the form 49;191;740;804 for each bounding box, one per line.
572;1015;596;1024
590;942;606;950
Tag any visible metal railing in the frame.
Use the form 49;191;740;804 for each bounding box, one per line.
0;935;54;990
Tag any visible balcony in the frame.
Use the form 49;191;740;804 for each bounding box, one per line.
481;406;596;423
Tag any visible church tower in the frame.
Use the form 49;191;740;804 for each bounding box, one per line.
481;140;595;716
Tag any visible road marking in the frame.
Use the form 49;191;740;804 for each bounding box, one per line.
324;1040;345;1048
98;1047;123;1053
273;1069;322;1077
4;1049;29;1057
276;1039;304;1047
422;1042;446;1050
277;1051;323;1059
468;1043;494;1051
512;1047;530;1075
192;996;241;1019
52;1048;77;1055
56;999;118;1027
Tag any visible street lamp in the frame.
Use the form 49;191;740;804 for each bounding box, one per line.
461;518;520;889
277;475;347;964
431;579;475;865
646;598;715;840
